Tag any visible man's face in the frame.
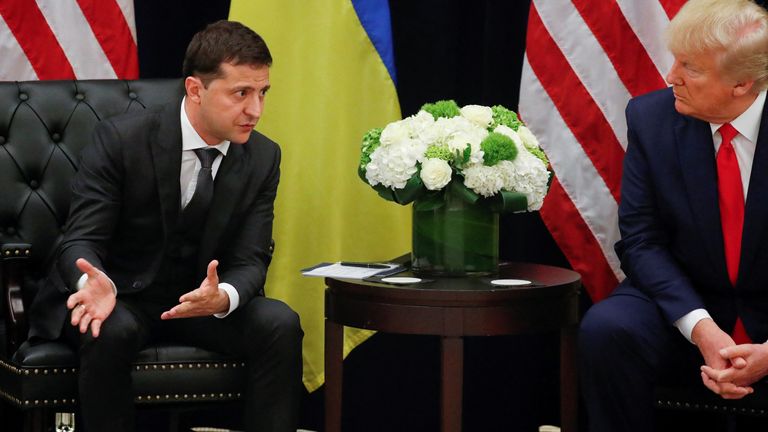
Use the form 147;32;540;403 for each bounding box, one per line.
191;62;270;144
665;51;737;123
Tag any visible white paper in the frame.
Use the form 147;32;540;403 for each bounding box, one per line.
301;262;402;279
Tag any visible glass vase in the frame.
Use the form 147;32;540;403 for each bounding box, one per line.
411;191;499;277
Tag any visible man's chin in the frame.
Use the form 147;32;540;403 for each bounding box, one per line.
230;132;252;144
673;100;692;116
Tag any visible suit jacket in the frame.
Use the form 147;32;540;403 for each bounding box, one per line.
615;87;768;342
29;99;280;340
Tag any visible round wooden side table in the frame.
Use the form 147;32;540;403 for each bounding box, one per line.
324;262;581;432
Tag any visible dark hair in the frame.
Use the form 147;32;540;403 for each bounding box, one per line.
182;20;272;86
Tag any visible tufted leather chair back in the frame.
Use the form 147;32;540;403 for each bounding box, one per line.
0;79;184;292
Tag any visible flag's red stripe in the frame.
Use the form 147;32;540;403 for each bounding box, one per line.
572;0;667;97
0;0;76;80
658;0;686;19
526;5;623;203
541;178;619;301
76;0;139;79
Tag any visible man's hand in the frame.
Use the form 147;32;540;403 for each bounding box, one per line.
161;260;229;320
692;318;753;399
66;258;117;338
701;344;768;388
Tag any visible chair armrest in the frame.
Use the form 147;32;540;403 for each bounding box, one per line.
2;243;31;353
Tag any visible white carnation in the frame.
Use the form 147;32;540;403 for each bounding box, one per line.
460;105;493;128
462;163;505;197
420;158;452;190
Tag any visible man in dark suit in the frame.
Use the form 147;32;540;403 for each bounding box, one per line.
580;0;768;430
28;21;302;432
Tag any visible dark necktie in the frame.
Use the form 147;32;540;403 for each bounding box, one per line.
716;123;750;344
183;147;219;227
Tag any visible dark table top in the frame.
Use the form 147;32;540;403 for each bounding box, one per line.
325;261;581;307
325;262;581;335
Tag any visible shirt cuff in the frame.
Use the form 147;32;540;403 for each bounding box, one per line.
674;308;712;344
214;283;239;318
78;272;117;296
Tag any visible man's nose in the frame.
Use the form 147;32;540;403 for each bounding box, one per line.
666;61;683;86
245;96;263;119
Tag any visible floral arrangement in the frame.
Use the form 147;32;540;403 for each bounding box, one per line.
358;100;551;212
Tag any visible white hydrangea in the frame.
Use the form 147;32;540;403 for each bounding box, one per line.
496;150;550;211
460;105;493;128
420;158;452;190
365;140;425;189
462;163;505;197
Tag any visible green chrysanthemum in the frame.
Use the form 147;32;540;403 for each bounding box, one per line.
359;127;383;170
490;105;522;131
421;100;461;120
480;132;517;166
424;144;453;161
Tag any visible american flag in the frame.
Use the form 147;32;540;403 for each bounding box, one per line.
0;0;138;80
519;0;686;301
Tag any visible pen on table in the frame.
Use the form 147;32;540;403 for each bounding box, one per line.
340;262;389;269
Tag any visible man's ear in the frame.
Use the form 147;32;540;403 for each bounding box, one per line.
184;76;204;103
733;79;756;97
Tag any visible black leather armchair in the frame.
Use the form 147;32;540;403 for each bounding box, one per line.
0;79;248;431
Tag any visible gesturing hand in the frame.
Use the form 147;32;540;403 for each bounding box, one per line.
66;258;117;338
161;260;229;320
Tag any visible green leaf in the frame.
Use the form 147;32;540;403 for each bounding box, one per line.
392;175;426;205
490;190;528;213
462;145;471;164
373;184;397;202
449;179;480;205
358;165;367;183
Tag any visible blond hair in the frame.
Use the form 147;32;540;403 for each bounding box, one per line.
666;0;768;91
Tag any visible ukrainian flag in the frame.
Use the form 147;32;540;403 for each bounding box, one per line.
229;1;409;391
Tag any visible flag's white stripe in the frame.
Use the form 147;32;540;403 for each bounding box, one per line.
532;0;631;150
115;0;137;43
520;56;625;281
0;14;38;81
35;0;117;79
616;0;674;80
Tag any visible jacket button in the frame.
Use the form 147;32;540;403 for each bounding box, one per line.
132;281;143;289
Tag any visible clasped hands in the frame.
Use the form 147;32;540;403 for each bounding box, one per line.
694;318;768;399
67;258;229;338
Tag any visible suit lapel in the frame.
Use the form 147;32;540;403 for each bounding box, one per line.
151;102;183;239
738;103;768;283
198;142;248;269
676;115;727;281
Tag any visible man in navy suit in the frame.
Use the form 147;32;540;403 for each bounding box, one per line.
580;0;768;430
29;21;303;432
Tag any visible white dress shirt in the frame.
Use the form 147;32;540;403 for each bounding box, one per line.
674;90;767;342
78;98;240;318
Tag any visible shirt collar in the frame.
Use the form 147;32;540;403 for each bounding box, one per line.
180;97;231;155
709;90;767;142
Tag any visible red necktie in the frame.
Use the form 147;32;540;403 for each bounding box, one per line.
716;123;751;344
